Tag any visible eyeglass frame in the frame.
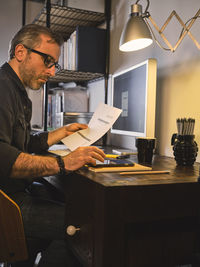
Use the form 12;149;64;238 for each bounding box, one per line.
23;45;61;71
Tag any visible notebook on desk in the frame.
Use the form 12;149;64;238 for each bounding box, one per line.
88;163;152;173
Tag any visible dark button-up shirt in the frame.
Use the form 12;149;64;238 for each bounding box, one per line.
0;62;49;194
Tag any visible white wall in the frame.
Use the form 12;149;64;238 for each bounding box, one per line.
0;0;22;65
109;0;200;161
0;0;43;65
68;0;104;12
0;1;45;128
26;1;44;24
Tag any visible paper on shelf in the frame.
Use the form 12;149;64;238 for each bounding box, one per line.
61;103;122;151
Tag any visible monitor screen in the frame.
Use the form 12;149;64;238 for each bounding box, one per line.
111;59;157;138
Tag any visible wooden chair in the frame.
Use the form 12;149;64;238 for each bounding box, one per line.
0;189;28;265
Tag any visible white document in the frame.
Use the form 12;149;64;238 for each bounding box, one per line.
48;144;71;156
61;103;122;151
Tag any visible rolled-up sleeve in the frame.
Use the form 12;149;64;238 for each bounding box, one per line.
0;81;22;178
0;142;21;177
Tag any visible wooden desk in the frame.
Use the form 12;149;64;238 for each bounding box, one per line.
58;156;200;267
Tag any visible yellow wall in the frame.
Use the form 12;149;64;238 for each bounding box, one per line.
157;60;200;159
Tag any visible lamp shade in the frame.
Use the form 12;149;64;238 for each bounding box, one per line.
119;15;153;52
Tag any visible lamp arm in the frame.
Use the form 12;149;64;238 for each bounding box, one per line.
147;8;200;52
126;1;200;52
145;18;171;51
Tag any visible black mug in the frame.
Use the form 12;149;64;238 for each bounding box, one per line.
135;137;156;165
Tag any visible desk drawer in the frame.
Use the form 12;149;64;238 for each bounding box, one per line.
125;217;199;266
65;173;95;267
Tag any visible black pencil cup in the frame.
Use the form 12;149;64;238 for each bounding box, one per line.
171;134;198;166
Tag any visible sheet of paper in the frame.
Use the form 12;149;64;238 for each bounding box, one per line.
61;103;122;151
48;144;71;156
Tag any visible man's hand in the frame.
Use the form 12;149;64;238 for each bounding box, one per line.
64;123;88;136
63;146;105;171
47;123;88;146
10;146;105;179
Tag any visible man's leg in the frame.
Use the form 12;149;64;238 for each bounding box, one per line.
10;181;82;267
37;240;83;267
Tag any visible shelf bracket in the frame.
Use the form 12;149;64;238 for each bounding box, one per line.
46;0;51;28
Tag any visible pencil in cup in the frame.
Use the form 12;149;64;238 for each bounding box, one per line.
176;118;195;135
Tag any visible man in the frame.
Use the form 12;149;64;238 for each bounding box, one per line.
0;24;105;266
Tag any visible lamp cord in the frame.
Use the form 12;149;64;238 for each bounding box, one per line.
135;0;150;14
179;15;200;38
135;0;170;51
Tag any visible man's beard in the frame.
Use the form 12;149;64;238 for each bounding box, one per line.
19;57;48;90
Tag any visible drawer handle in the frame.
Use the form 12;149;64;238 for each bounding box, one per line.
66;225;80;236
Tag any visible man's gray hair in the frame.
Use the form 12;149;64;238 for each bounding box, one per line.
9;24;63;60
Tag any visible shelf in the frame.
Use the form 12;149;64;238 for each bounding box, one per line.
32;3;108;131
33;4;106;40
49;69;104;83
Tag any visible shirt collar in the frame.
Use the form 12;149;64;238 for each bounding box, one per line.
1;62;28;96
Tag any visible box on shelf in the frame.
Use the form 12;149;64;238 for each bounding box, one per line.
62;26;107;74
47;86;89;129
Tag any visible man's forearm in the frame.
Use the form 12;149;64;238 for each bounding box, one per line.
47;127;67;147
10;152;59;179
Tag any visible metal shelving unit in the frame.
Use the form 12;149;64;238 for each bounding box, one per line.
32;1;111;131
33;4;105;40
48;69;104;83
33;4;106;83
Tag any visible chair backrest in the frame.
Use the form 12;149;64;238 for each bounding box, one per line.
0;189;28;263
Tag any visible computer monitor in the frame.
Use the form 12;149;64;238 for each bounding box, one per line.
111;59;157;139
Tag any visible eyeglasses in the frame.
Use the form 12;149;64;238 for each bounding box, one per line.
23;45;61;72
